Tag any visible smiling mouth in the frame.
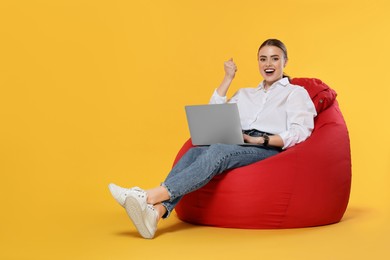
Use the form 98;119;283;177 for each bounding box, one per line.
264;69;275;75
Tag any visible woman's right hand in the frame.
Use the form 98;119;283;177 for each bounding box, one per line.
224;58;237;79
216;58;237;97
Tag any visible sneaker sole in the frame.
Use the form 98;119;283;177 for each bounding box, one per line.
124;196;153;239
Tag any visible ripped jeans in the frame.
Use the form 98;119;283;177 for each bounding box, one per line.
161;142;280;218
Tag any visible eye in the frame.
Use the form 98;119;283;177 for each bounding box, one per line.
259;58;266;62
272;57;279;61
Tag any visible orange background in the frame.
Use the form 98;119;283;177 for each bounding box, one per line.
1;0;389;259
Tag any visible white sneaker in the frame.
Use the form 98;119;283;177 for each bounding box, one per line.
108;183;142;207
124;191;159;239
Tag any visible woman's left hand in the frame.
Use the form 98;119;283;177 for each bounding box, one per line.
243;134;263;145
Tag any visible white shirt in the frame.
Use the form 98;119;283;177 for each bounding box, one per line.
209;77;317;149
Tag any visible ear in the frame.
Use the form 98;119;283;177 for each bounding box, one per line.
283;58;288;68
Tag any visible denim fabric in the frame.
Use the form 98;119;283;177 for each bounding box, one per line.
161;142;280;218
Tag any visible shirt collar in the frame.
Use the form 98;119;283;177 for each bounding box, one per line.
256;77;290;91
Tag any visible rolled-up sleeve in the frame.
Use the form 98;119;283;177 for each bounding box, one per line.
209;89;228;104
278;88;317;149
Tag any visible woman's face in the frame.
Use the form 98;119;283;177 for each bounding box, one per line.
258;46;287;87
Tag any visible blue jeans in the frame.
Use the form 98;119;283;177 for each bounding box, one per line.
161;143;280;218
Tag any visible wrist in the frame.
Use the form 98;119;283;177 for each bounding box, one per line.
262;134;270;146
224;74;235;81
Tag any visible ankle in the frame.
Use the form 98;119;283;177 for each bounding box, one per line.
154;204;167;220
146;186;170;205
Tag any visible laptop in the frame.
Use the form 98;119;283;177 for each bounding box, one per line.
185;103;260;146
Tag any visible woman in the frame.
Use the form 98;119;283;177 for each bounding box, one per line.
109;39;317;239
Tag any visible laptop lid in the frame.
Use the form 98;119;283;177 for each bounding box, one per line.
185;103;245;145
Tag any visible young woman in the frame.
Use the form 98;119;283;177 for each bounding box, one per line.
109;39;317;239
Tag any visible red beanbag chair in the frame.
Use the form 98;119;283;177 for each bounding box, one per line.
173;78;352;229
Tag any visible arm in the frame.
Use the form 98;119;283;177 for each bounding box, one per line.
243;134;284;148
213;58;237;99
278;88;316;149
